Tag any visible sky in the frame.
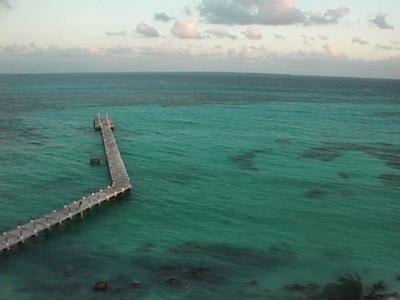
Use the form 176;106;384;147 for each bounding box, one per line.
0;0;400;78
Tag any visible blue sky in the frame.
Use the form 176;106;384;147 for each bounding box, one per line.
1;0;399;78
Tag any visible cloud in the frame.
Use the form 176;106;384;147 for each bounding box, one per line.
0;0;11;8
183;6;192;16
227;45;271;60
171;19;203;39
352;37;369;45
2;43;400;79
198;0;348;26
101;46;134;56
369;13;394;30
205;28;237;40
154;12;172;22
375;44;393;51
323;44;343;58
136;23;160;38
140;41;190;57
241;28;262;40
274;34;286;40
198;45;225;58
302;35;315;46
106;31;128;37
309;6;349;25
199;0;306;25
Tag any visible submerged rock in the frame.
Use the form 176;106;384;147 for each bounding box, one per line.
305;189;329;199
338;172;350;179
165;277;180;285
379;174;400;187
248;280;258;286
94;281;108;291
285;283;307;291
231;149;266;171
183;267;209;280
131;281;141;289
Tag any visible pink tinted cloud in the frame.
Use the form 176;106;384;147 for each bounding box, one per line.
170;19;203;39
242;28;263;40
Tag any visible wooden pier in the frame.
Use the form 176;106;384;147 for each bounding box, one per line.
0;116;131;253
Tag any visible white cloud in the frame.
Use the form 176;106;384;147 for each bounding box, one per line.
274;34;286;40
136;23;160;38
2;43;400;79
0;0;11;9
302;35;315;46
309;6;350;25
199;0;305;25
139;41;189;57
106;31;128;37
318;35;330;41
242;28;262;40
154;12;172;22
369;13;394;30
205;28;237;40
352;37;369;46
171;19;203;39
375;44;393;51
323;44;343;58
198;0;349;26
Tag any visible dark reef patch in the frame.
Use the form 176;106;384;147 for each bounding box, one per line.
130;255;225;289
283;274;399;300
302;146;342;161
284;282;322;297
338;171;351;180
305;189;330;199
374;112;400;118
302;142;400;170
379;174;400;187
231;150;266;171
168;241;296;269
274;138;291;144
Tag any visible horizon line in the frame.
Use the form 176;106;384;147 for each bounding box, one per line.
0;70;399;81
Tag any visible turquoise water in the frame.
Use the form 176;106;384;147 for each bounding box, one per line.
0;73;399;299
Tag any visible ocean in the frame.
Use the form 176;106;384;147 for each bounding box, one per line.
0;72;399;299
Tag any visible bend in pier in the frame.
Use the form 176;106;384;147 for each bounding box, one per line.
0;115;132;253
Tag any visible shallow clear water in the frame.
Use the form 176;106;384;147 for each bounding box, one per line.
0;73;399;299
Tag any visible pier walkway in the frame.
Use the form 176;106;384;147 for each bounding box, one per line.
0;116;131;253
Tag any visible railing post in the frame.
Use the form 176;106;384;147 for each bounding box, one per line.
46;216;50;230
31;219;38;237
3;232;10;251
18;225;24;244
86;196;91;210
